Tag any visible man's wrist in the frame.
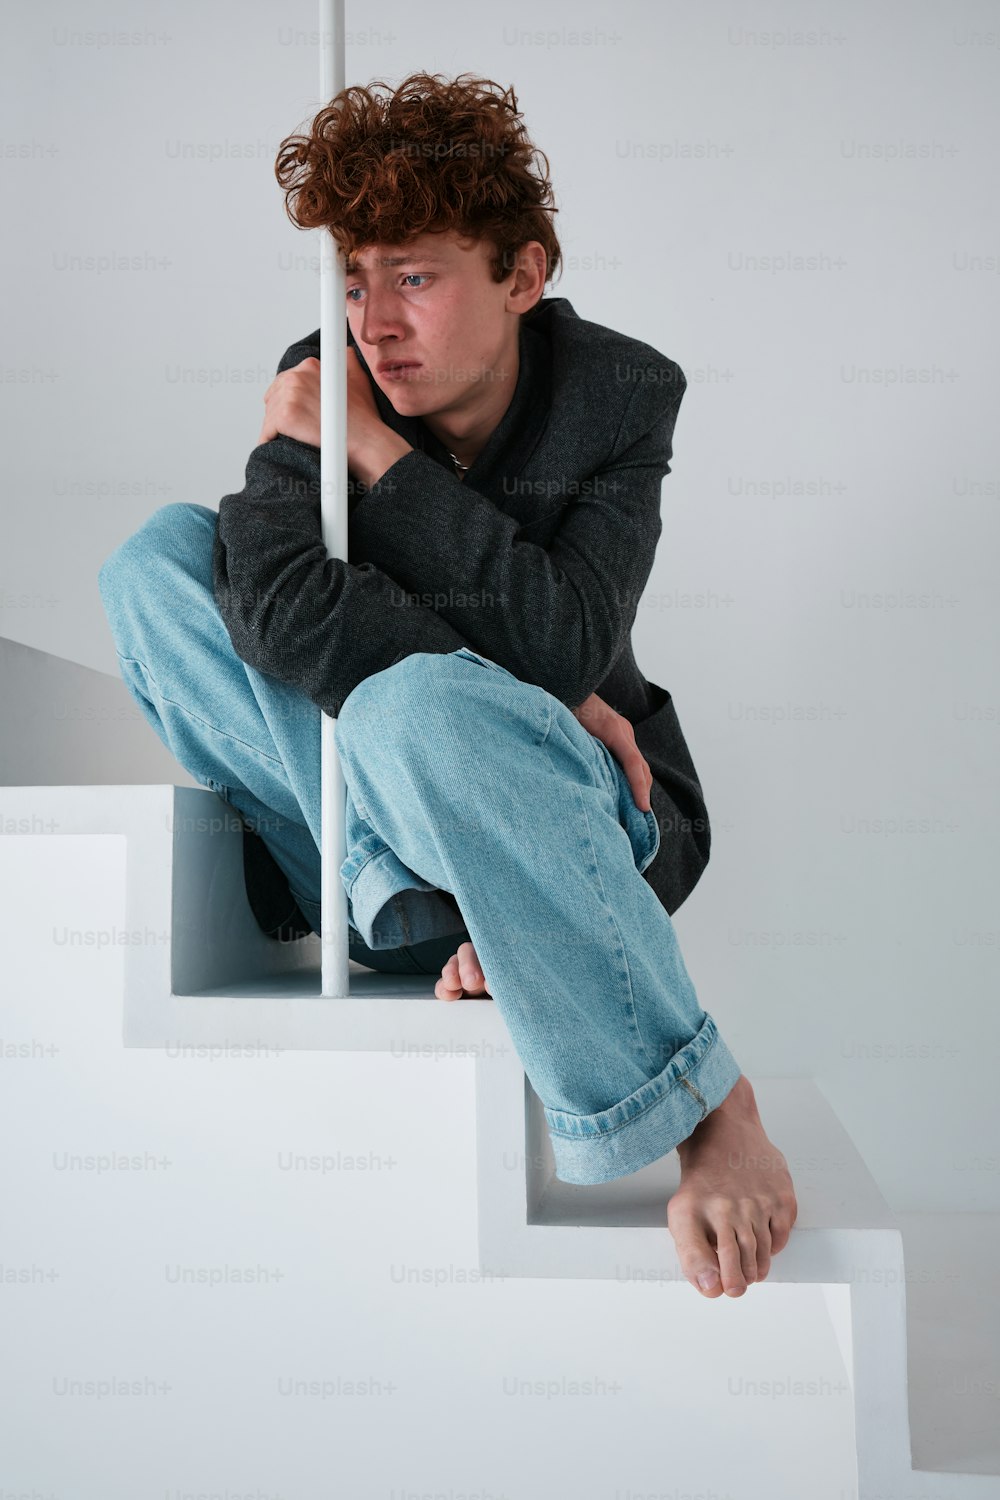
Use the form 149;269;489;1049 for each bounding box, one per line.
354;428;413;490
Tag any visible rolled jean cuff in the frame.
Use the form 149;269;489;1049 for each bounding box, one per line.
339;841;471;950
543;1013;744;1186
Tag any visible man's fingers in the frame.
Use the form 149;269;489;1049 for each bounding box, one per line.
624;750;653;812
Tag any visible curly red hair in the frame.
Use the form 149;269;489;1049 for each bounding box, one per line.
274;71;562;311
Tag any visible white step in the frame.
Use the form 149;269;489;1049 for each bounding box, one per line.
2;780;997;1499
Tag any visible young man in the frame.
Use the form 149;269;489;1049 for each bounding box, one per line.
99;72;797;1298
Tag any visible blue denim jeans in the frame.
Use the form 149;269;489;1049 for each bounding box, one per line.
97;502;743;1184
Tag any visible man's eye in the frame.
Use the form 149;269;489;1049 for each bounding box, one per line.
346;274;429;303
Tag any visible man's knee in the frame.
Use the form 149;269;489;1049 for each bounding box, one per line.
98;503;217;616
335;652;455;740
335;651;527;762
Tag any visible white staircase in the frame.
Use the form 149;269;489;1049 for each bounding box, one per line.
1;773;997;1498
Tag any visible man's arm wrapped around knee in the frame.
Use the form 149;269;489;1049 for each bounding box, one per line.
211;428;471;718
211;323;687;718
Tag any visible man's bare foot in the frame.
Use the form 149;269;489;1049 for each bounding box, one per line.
434;939;493;1001
667;1074;798;1298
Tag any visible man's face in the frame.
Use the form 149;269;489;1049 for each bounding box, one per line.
344;229;522;417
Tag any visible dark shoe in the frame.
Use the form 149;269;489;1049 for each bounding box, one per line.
239;815;313;942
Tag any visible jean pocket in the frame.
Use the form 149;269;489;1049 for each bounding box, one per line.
595;740;660;874
637;805;661;872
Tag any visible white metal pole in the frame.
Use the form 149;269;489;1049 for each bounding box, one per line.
318;0;350;997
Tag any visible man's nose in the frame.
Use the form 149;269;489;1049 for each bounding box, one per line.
358;293;407;347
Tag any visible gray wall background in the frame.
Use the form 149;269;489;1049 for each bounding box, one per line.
2;0;999;1219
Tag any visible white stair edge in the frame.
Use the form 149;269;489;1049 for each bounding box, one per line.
475;1049;999;1497
0;783;506;1051
4;781;997;1498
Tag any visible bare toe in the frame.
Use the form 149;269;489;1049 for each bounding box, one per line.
666;1201;725;1298
435;954;464;1001
456;940;492;997
714;1226;750;1297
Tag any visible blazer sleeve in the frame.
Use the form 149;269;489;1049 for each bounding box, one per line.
212;438;469;721
348;364;687;709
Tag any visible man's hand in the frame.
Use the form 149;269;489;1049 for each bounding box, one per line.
259;354;321;447
258;349;388;471
571;692;653;812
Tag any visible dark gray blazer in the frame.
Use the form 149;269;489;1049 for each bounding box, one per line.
212;296;711;917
